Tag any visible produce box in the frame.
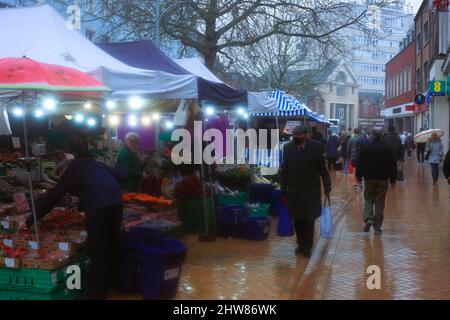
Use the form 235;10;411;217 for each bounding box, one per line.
43;241;86;255
22;249;70;270
0;256;89;293
0;219;16;231
0;257;21;269
0;204;18;218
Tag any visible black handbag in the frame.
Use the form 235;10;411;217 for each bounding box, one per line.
425;151;431;161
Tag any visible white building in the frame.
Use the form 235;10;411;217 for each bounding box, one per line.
347;0;415;95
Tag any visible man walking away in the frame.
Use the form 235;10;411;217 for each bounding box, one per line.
281;125;331;258
347;128;363;190
341;131;351;175
358;129;397;235
311;126;326;153
383;126;403;179
416;128;426;164
325;130;340;170
406;133;414;158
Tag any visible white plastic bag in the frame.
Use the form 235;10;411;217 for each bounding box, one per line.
173;99;188;126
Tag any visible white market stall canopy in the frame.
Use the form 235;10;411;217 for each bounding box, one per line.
0;5;198;100
173;58;278;115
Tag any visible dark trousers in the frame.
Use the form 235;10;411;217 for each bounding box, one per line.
363;180;388;227
417;145;425;163
293;220;315;251
85;205;123;298
351;159;362;183
431;163;440;182
327;157;337;170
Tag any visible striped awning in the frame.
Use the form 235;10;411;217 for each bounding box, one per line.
249;90;331;124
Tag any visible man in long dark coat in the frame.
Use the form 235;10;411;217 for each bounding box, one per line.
281;125;332;258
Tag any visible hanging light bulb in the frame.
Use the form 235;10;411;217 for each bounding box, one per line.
65;115;73;121
128;114;138;127
206;106;215;116
237;108;245;115
34;109;45;118
106;100;116;110
74;114;84;123
13;107;24;117
152;112;160;121
108;115;120;127
142;116;152;126
87;118;96;127
129;96;143;110
43;98;57;111
165;121;174;129
84;102;92;110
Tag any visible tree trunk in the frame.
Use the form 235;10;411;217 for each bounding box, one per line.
204;50;218;71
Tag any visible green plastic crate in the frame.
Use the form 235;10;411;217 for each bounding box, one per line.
248;203;270;217
216;192;248;206
0;285;83;300
0;256;89;293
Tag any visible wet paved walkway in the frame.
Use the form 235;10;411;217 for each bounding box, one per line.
111;158;450;300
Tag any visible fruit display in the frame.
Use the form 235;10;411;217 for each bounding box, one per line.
123;193;173;207
215;165;251;191
174;175;210;200
0;152;21;164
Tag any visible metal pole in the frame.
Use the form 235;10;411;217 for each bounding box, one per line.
22;110;40;248
155;0;161;48
106;115;114;167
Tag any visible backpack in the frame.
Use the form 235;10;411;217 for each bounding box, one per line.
356;135;369;154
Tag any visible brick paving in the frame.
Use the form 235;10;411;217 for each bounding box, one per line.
111;158;450;300
321;159;450;300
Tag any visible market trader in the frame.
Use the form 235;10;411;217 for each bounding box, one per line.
26;136;127;300
281;125;332;258
116;132;143;192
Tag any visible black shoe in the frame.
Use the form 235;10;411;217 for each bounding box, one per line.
374;226;382;235
364;222;372;233
295;246;304;255
303;249;312;258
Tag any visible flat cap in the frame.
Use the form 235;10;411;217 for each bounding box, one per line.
292;125;308;134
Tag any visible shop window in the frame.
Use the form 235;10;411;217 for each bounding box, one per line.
86;29;96;41
424;21;429;44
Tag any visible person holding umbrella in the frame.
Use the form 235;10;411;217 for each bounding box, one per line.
281;125;332;258
425;132;444;185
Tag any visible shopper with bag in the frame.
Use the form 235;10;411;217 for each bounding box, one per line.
425;132;444;185
325;130;340;171
281;125;332;258
358;129;397;234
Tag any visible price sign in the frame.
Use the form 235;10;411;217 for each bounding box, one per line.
13;192;30;213
429;80;446;96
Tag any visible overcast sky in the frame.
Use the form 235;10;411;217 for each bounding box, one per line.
409;0;423;13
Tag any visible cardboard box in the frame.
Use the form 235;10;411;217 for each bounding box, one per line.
0;257;21;269
21;256;69;270
0;219;16;230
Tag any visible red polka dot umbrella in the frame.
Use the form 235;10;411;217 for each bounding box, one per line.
0;57;110;97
